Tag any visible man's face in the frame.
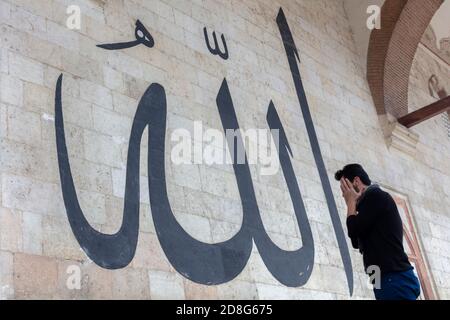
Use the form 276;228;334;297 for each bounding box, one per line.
352;178;360;193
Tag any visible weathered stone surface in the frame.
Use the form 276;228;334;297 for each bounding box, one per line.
13;253;58;299
0;0;448;300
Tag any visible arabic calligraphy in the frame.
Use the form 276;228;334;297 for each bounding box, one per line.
276;9;353;294
203;27;229;60
97;19;154;50
55;7;353;294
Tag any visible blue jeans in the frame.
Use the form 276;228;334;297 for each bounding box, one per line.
373;268;421;300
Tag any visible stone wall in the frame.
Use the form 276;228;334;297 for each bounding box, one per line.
0;0;449;299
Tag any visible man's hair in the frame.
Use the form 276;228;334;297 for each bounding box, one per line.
334;163;371;185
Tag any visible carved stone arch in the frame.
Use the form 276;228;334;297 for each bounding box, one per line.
367;0;444;118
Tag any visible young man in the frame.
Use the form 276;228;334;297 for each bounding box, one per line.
335;164;421;300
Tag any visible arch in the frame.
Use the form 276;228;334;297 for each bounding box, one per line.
367;0;444;118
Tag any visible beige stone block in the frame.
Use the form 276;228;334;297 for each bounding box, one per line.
190;2;211;24
13;253;58;299
181;187;212;218
217;280;258;300
69;159;113;195
0;74;23;106
8;5;47;40
57;261;128;300
85;13;119;43
314;244;330;265
101;197;156;235
247;252;279;286
148;270;185;300
80;79;113;110
325;245;345;268
183;279;218;300
6;106;41;146
140;204;156;234
103;0;130;32
44;66;79;98
254;283;290;299
0;48;8;74
22;211;42;255
303;198;333;225
61;49;102;84
111;169;150;204
168;165;202;190
23;82;53;113
0;250;14;299
103;66;125;93
291;288;337;300
47;20;79;52
71;0;105;22
121;75;149;102
5;0;53;18
349;271;368;299
42;215;85;261
101;195;124;234
55;260;87;300
301;263;324;292
79;34;109;65
132;232;172;271
23;30;63;70
112;91;138;117
313;222;338;248
78;189;107;226
107;51;144;80
147;0;175;22
92;107;132;138
199;166;240;199
0;136;59;183
174;211;212;243
259;208;299;239
0;1;11;21
83;263;114;299
0;207;23;252
9;52;44;85
183;186;241;223
112;268;151;300
438;288;450;300
173;9;202;36
162;182;184;212
84;130;123;168
319;265;349;295
51;122;84;161
0;103;6;138
2;173;64;215
209;219;241;244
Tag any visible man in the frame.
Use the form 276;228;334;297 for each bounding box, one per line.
335;164;421;300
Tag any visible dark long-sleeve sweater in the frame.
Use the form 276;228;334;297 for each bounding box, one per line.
346;185;412;275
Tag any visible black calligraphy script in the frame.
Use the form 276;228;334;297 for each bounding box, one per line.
203;27;229;60
55;8;353;294
97;19;154;50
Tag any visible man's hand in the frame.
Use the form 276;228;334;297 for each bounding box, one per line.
340;178;362;217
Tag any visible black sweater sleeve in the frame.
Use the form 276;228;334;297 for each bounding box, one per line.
350;235;359;249
346;190;385;239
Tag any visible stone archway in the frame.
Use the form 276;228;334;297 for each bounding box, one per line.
367;0;444;118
